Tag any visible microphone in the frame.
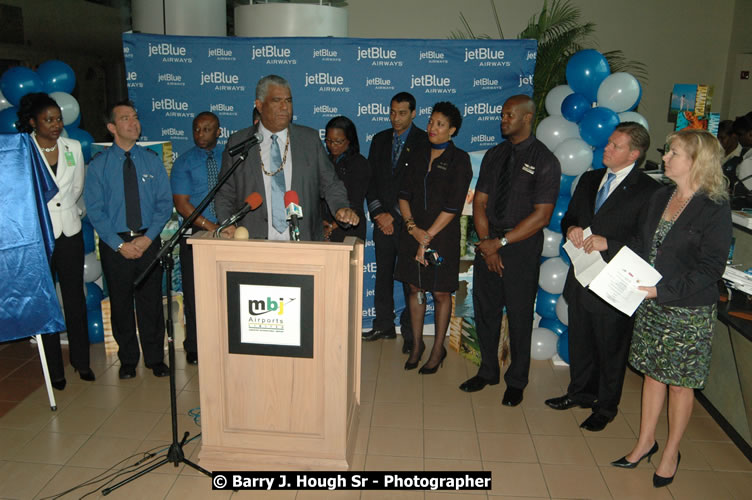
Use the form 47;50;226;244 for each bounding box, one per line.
284;190;303;242
228;131;263;157
215;192;263;237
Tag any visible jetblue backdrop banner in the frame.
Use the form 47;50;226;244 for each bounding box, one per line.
123;33;537;330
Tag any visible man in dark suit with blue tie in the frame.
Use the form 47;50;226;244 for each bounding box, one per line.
546;122;659;431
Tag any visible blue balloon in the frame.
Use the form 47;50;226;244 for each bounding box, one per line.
561;93;590;123
559;239;571;265
558;331;570;363
548;194;571;231
540;318;568;336
0;106;18;133
579;107;620;147
592;146;606;169
0;67;44;106
81;217;95;254
65;127;94;162
85;282;104;310
536;289;559;319
36;60;76;94
566;50;611;103
559;174;576;194
87;305;104;343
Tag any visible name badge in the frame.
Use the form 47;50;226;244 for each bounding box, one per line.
64;151;76;167
522;163;535;175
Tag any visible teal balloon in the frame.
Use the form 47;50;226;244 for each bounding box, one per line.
559;174;576;194
565;50;611;103
535;289;559;319
579;107;620;147
36;60;76;94
87;305;104;343
592;146;606;169
558;331;570;363
85;282;103;310
547;194;570;231
539;318;567;336
561;93;590;123
65;127;94;162
0;67;44;106
0;106;18;133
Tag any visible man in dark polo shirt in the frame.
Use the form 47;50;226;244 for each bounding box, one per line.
459;95;561;406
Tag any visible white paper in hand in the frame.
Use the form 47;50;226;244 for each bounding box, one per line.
563;228;607;287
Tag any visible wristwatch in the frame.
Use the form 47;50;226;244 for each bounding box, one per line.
500;236;508;247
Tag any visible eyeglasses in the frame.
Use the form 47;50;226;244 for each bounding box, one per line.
325;138;348;146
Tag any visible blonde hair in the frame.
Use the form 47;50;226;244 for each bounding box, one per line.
666;129;728;203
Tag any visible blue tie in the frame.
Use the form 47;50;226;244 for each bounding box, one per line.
594;172;616;213
270;134;287;233
206;151;218;219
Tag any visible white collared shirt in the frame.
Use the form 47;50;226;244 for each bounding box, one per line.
257;122;292;240
597;163;635;198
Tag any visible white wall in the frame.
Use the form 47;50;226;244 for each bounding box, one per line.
346;0;748;164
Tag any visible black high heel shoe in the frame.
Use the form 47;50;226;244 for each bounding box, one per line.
404;341;425;370
51;378;66;390
611;441;659;468
653;452;681;488
419;346;447;375
75;368;96;382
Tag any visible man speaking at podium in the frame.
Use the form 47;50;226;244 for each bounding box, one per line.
215;74;359;240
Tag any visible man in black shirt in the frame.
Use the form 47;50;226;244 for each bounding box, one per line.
363;92;428;353
459;95;561;406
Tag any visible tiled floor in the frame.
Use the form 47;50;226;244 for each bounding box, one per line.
1;336;751;499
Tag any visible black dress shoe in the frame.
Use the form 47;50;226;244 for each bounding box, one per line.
653;452;680;488
75;368;96;382
502;387;524;406
119;365;136;379
362;326;396;341
611;441;659;468
51;378;66;390
150;362;169;377
404;341;425;370
186;352;198;365
580;412;614;432
459;375;498;393
545;394;593;410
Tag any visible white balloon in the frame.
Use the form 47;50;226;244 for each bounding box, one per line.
618;111;649;131
556;295;568;326
545;85;574;116
536;115;580;152
0;89;10;111
531;327;559;360
542;228;563;258
554;138;594;176
596;72;640;113
538;256;570;294
83;252;102;282
50;91;80;126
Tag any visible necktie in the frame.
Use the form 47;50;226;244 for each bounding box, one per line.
494;148;515;224
594;172;616;213
123;151;142;232
270;134;287;233
391;133;404;170
206;150;218;219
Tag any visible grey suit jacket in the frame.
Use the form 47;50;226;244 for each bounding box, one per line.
215;123;349;241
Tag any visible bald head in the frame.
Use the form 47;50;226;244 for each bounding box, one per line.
501;95;535;143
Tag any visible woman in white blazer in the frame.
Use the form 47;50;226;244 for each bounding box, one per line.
17;93;94;387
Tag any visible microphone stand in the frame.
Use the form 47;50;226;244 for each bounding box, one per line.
104;143;256;495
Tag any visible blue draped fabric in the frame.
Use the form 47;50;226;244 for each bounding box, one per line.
0;133;64;341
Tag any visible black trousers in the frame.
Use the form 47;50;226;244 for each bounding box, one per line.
179;235;197;354
373;223;412;340
99;236;165;367
566;287;634;418
472;232;542;389
42;231;90;380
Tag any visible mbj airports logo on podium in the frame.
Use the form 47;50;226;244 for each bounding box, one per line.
239;285;301;347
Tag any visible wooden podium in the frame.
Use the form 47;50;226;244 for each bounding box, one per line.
189;234;363;471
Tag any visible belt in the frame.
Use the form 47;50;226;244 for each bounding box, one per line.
118;229;146;238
